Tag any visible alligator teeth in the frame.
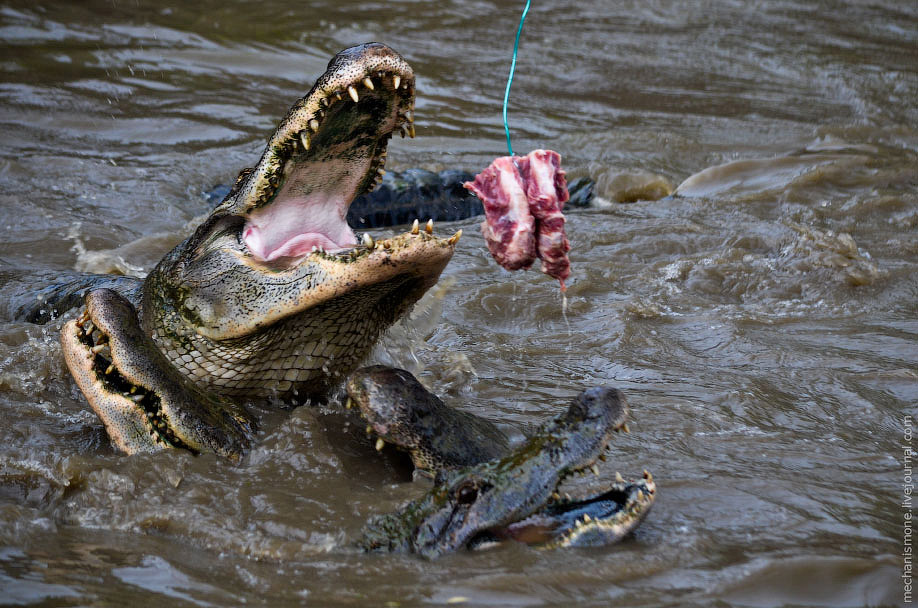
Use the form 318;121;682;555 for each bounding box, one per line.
90;344;110;356
130;394;144;403
381;240;392;250
393;75;401;90
622;423;630;434
129;386;137;394
362;233;375;249
404;110;414;123
105;364;114;375
77;311;89;325
365;425;373;435
407;124;416;138
425;219;434;234
300;131;310;151
335;91;343;101
309;118;319;132
410;219;420;235
348;85;359;103
375;438;385;451
345;397;353;409
83;320;95;334
643;470;653;482
320;97;329;107
583;514;593;523
376;167;385;176
591;464;600;476
363;77;374;91
448;229;462;245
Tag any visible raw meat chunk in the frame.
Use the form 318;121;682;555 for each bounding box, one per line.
464;149;571;288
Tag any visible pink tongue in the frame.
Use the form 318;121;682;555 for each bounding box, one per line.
243;226;347;261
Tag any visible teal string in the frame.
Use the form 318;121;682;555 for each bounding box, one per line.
502;0;531;157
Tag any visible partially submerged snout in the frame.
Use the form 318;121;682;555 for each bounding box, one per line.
61;289;253;461
359;381;656;557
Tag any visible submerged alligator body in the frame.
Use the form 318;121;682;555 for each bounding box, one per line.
349;367;655;557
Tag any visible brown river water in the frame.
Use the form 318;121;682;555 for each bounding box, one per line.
0;1;915;606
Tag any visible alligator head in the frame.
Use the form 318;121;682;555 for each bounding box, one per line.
358;385;656;557
60;43;459;457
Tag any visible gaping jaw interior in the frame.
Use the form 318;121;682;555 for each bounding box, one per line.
232;43;419;265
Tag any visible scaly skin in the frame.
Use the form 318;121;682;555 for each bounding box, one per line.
346;366;510;473
357;382;656;557
60;43;460;458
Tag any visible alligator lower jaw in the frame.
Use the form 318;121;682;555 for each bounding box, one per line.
198;225;461;341
472;471;657;550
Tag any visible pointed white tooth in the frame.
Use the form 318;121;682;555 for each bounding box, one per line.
309;118;319;132
583;514;592;523
591;464;600;476
311;245;318;253
348;85;359;103
377;167;385;176
131;394;144;403
616;472;625;483
448;229;462;245
300;131;310;150
375;438;385;451
362;233;375;248
393;75;401;89
105;364;115;375
425;219;434;234
407;124;416;138
411;219;419;235
363;77;374;90
405;110;414;123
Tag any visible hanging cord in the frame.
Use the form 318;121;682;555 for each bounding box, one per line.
502;0;532;157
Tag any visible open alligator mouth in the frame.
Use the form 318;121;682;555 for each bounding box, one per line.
223;42;420;264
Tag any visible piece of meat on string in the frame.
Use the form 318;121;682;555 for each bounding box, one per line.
464;149;571;290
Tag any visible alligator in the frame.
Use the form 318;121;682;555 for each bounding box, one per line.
54;43;462;460
349;367;655;557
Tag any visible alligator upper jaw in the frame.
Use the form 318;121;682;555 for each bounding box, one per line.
219;42;418;264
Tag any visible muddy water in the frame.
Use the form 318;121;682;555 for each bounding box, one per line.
0;0;914;605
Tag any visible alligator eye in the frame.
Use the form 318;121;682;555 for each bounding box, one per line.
456;482;478;505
